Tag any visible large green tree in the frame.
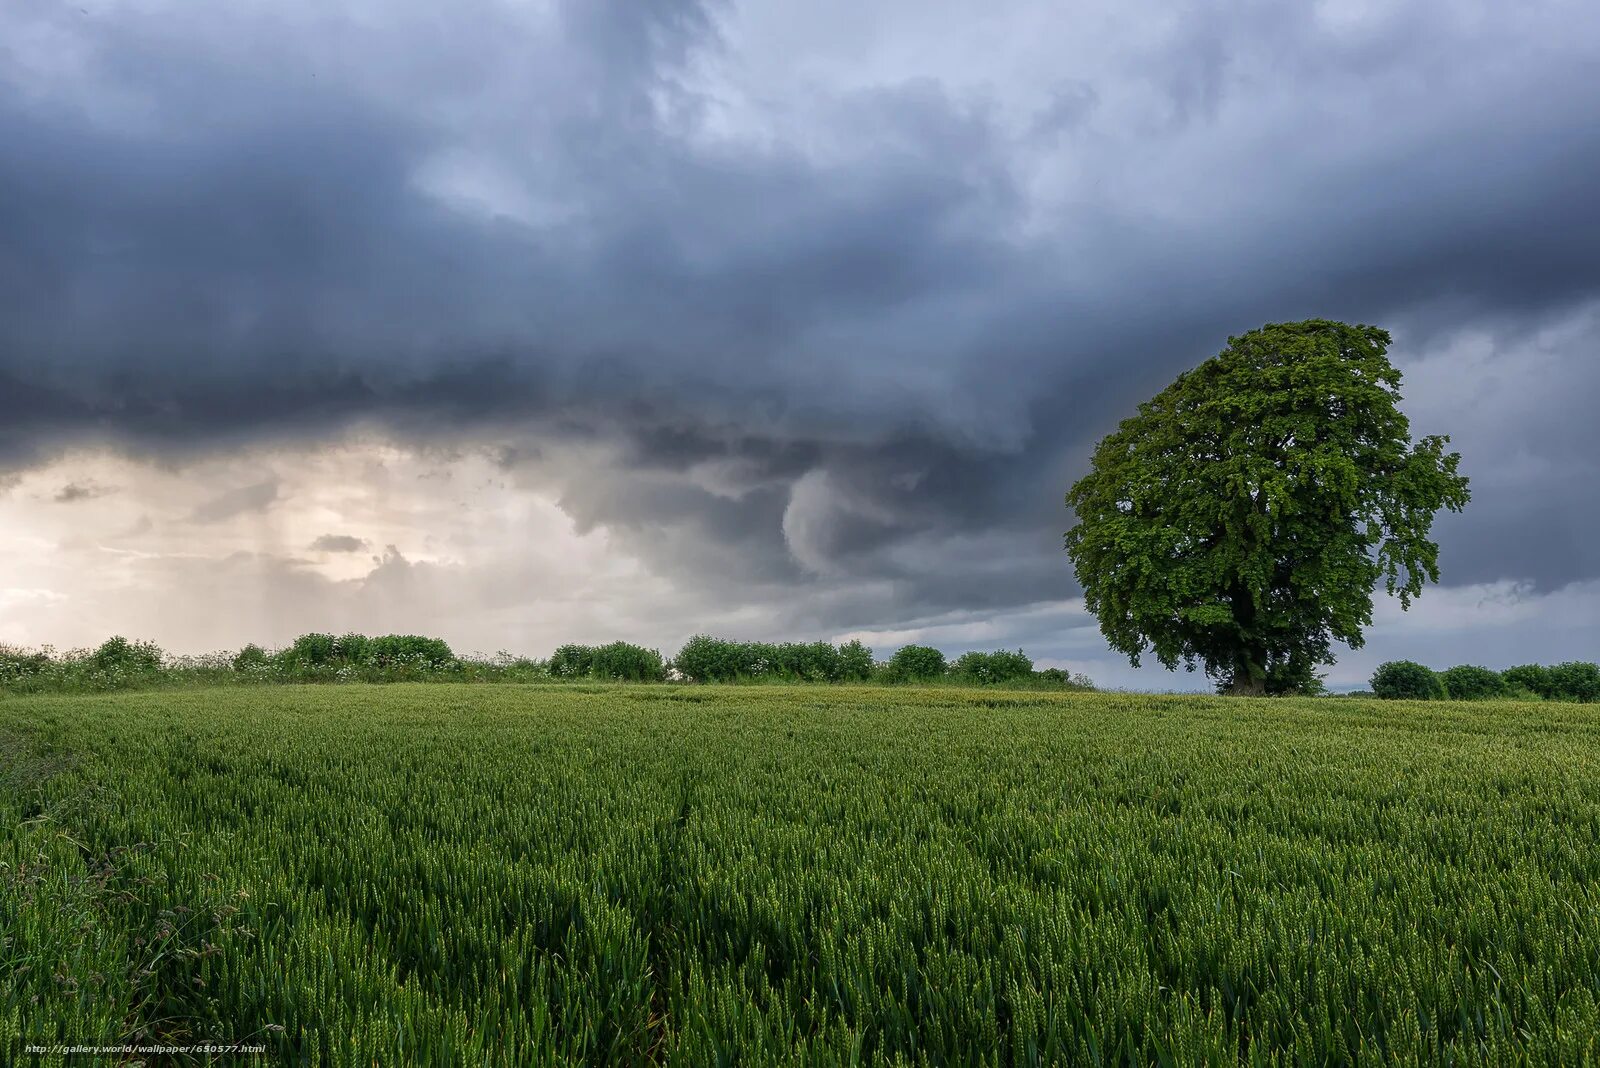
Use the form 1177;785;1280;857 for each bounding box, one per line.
1064;320;1470;695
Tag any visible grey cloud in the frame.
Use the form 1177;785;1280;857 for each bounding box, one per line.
310;533;369;553
54;480;113;503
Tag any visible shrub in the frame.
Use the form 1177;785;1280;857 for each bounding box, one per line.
743;642;781;677
1438;665;1506;701
949;649;1034;685
91;636;164;675
1036;668;1096;690
333;633;372;663
882;645;947;683
1499;662;1600;702
990;649;1035;682
589;642;666;682
1501;665;1554;699
671;636;760;683
1371;660;1446;700
837;641;874;682
286;633;338;667
232;644;271;671
366;635;454;668
549;644;596;679
762;643;799;679
667;637;873;684
0;645;51;679
743;642;773;679
1548;662;1600;703
768;642;842;682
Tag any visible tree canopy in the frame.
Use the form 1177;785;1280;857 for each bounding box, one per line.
1064;320;1470;695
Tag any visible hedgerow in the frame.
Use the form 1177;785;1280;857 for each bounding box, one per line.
1369;660;1600;702
0;635;1095;695
1548;661;1600;703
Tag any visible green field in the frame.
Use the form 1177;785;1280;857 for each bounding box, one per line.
3;685;1599;1065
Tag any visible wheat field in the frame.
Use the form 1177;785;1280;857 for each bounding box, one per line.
4;684;1598;1065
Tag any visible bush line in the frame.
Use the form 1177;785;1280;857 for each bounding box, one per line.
1366;659;1600;702
0;634;1095;696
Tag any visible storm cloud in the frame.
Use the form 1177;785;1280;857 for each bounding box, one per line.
310;533;371;553
2;0;1599;683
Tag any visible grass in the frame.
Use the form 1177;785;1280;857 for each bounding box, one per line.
3;684;1599;1064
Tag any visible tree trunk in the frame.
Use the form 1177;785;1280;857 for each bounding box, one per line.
1228;672;1266;697
1227;580;1266;696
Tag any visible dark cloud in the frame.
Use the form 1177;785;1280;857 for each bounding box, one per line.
54;480;113;503
1;0;1598;655
310;533;369;553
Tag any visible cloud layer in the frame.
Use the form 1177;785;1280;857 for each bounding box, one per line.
3;0;1599;682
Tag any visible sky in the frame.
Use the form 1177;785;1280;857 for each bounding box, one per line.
2;0;1598;690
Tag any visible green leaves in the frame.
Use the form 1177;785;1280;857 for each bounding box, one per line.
881;644;946;682
549;642;667;681
1067;320;1470;693
1372;660;1448;700
670;637;876;683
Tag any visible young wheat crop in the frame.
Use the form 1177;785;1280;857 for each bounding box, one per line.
3;685;1597;1064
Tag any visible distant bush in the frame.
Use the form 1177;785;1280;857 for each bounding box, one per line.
756;641;881;682
743;642;779;676
949;649;1034;685
1035;667;1096;690
232;644;271;671
882;645;947;683
671;636;749;683
771;642;842;682
3;630;1084;695
333;633;371;663
1492;662;1600;703
1501;664;1554;699
670;636;882;683
1438;665;1507;701
661;640;1063;688
286;633;338;667
1371;660;1446;700
1548;662;1600;703
91;636;164;675
548;644;596;679
1343;690;1376;699
279;632;454;672
0;645;52;682
837;640;874;682
588;642;666;682
366;635;454;668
